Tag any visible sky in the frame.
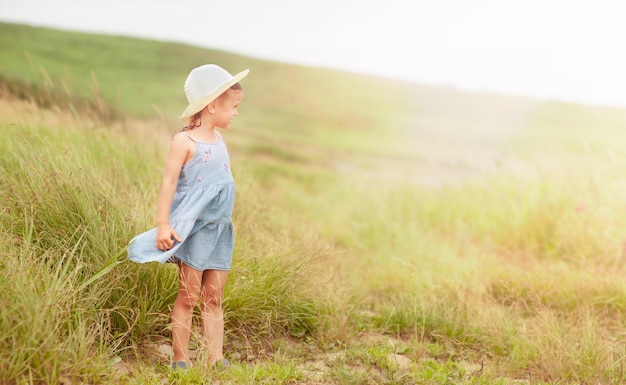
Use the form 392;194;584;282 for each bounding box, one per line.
2;0;626;107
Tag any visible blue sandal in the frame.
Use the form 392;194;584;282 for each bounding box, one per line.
171;361;189;370
212;358;230;370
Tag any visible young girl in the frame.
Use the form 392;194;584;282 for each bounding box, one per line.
128;64;249;370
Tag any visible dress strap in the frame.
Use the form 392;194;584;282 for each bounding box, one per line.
175;132;196;142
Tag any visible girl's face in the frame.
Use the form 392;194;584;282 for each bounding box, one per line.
214;90;243;129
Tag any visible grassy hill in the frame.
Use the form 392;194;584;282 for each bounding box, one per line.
0;22;411;153
3;22;626;384
6;22;626;176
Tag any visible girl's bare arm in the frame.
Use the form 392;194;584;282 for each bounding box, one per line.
155;136;193;250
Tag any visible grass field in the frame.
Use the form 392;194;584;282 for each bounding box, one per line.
3;22;626;384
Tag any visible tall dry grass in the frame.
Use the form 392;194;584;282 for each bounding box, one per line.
0;95;327;383
4;23;626;382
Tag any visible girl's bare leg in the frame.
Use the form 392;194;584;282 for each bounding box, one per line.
200;269;229;364
172;262;203;363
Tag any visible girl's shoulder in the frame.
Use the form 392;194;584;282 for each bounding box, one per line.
169;133;197;165
170;132;196;153
173;132;197;143
174;130;222;144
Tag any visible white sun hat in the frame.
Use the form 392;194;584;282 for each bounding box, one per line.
179;64;249;120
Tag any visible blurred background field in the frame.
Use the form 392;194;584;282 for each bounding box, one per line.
3;22;626;384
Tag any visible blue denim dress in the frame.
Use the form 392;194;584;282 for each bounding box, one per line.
128;133;235;271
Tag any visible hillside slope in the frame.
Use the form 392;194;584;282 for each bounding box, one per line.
6;21;626;188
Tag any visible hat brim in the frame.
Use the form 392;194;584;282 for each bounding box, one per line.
178;69;249;120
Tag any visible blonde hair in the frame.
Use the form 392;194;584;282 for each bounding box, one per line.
182;83;243;131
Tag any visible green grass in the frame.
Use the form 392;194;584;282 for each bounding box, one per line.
4;22;626;384
0;97;324;383
0;22;412;159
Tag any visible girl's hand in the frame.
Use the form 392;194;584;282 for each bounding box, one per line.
156;224;182;251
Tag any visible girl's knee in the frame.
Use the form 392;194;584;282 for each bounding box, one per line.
201;292;222;311
175;291;200;310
